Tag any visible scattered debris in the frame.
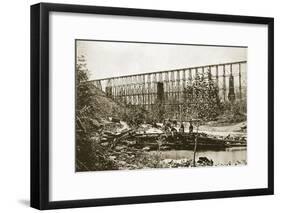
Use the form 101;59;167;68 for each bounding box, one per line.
142;146;150;151
160;159;192;168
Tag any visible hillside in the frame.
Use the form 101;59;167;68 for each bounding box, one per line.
84;83;126;122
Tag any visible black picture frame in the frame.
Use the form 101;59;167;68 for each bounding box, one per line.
31;2;274;210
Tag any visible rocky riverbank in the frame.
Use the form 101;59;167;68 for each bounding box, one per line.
113;149;247;170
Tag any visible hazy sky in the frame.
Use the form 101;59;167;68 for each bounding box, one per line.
76;40;247;80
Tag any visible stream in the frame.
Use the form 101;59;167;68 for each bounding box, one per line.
150;147;247;165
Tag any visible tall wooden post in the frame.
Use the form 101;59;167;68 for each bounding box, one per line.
171;71;175;117
175;70;180;119
141;75;145;106
189;69;192;84
208;66;212;81
164;72;169;103
228;64;235;104
223;65;226;102
182;69;186;102
239;63;242;100
216;65;219;88
147;74;151;110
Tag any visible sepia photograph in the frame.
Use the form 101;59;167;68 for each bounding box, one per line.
75;40;247;172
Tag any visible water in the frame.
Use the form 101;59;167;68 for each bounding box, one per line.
152;147;247;165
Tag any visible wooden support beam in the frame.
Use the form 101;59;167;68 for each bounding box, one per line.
182;70;186;102
239;63;242;100
176;70;180;103
216;65;219;89
133;76;137;105
223;65;226;102
171;71;175;101
159;72;163;82
189;69;192;84
195;68;199;84
208;66;212;81
165;72;169;101
141;75;145;106
147;74;151;108
182;69;186;84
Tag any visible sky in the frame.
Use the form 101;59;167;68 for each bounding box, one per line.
76;40;247;80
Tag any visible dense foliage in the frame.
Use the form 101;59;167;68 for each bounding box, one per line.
75;56;117;171
184;72;222;121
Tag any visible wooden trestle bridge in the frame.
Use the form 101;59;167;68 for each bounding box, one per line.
88;61;247;119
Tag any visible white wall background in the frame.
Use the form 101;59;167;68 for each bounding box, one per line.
0;0;279;212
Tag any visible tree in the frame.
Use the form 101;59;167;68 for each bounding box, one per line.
75;55;116;171
183;71;221;166
184;72;221;121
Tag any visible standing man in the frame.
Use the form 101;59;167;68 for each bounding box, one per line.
179;122;185;133
189;121;194;134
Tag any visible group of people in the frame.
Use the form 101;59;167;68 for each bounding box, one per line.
163;119;194;135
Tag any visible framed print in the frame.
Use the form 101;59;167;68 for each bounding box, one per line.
30;3;274;210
